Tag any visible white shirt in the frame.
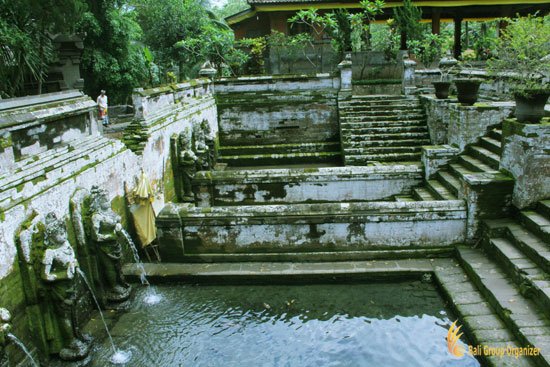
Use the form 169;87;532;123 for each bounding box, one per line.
97;95;108;109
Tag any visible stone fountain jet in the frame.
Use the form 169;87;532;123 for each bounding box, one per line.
70;186;132;310
15;212;92;363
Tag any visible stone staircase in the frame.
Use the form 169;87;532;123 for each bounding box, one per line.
0;136;124;212
410;126;509;202
339;95;430;165
447;201;550;367
217;141;341;167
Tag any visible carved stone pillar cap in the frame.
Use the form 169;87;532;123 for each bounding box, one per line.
439;51;458;68
199;60;217;77
338;53;352;69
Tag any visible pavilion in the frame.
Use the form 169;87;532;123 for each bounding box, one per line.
227;0;550;58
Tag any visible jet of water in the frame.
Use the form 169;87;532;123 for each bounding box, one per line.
77;268;131;364
119;230;162;305
7;333;39;367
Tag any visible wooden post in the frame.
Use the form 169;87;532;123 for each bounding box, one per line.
432;9;441;35
400;31;407;51
454;17;462;58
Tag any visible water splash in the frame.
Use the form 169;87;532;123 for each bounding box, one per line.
7;333;39;367
120;230;149;286
120;230;162;305
77;269;131;364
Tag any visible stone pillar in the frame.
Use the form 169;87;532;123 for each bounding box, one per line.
402;54;417;95
438;51;458;80
156;203;186;261
199;61;218;94
500;119;550;208
454;17;463;59
337;53;353;99
431;9;441;35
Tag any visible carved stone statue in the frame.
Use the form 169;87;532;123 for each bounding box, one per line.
0;308;11;363
201;119;216;168
171;128;198;202
89;186;132;304
193;121;210;171
40;212;91;361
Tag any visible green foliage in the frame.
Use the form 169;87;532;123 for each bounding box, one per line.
212;0;250;19
290;1;384;59
0;0;86;97
487;15;550;95
393;0;422;44
266;31;315;73
80;1;148;104
370;22;400;60
133;0;247;79
238;37;267;74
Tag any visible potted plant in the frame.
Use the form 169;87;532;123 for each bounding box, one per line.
433;51;457;99
454;49;483;105
487;15;550;123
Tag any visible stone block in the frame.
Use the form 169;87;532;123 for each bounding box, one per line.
421;145;460;180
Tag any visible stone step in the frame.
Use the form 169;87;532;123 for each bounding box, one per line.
344;146;422;156
520;211;550;243
0;135;103;184
219;142;340;156
436;170;461;197
449;163;476;177
480;136;502;155
483;219;550;273
340;108;424;116
488;128;503;142
339;103;421;111
394;195;415;202
0;139;122;210
538;200;550;219
340;113;425;122
0;137;112;198
467;145;501;170
346;139;431;148
426;179;457;200
6;135;100;175
433;259;539;367
457;247;550;367
412;187;437;201
349;95;413;101
340;119;426;129
344;152;421;165
346;125;428;135
347;132;429;142
484;237;550;318
218;151;342;167
458;154;497;173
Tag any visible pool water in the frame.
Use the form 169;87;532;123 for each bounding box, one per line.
88;281;480;367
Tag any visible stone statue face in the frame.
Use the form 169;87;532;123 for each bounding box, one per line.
99;194;110;211
179;131;192;150
45;212;68;247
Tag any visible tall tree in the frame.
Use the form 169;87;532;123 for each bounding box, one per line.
79;0;148;104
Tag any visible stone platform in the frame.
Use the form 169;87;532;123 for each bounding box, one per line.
193;163;423;206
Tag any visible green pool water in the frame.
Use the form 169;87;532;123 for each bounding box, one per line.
88;280;480;367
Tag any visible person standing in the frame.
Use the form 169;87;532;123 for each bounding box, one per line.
97;90;109;126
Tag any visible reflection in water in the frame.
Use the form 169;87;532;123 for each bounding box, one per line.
89;281;480;367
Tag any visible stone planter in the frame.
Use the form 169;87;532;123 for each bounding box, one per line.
514;90;550;123
454;78;483;105
433;81;451;99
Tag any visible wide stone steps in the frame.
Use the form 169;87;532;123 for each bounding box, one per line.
0;136;114;201
520;211;550;243
219;142;340;156
340;113;425;122
480;136;502;155
345;152;421;165
339;95;428;165
458;155;497;173
339;108;424;117
346;138;431;148
426;179;457;200
435;170;461;197
217;151;342;167
0;137;123;211
457;246;550;367
488;128;503;142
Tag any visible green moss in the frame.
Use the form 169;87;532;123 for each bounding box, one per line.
163;156;176;203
